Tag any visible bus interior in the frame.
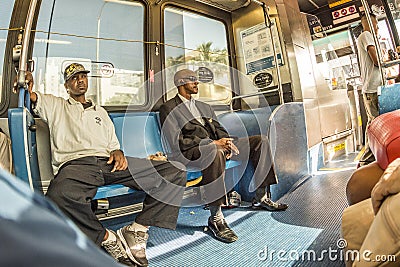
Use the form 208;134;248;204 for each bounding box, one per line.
1;0;400;266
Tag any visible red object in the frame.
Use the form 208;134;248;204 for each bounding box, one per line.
149;69;154;83
368;110;400;169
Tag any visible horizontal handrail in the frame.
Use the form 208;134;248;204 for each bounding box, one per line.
382;59;400;68
229;88;279;111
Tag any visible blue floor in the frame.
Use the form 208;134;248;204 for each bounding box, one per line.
106;154;357;267
147;207;322;267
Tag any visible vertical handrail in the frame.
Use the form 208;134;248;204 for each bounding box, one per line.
381;0;400;47
359;0;385;87
262;3;284;105
16;0;38;108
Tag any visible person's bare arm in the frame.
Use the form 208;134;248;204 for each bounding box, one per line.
367;45;379;66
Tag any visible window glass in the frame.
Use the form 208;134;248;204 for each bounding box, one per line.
32;0;145;106
164;7;231;104
0;0;16;100
377;19;398;81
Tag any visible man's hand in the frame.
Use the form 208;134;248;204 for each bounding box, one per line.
13;71;37;103
213;138;239;159
107;150;128;172
371;158;400;214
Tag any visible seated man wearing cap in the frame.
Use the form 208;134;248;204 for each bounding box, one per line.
159;69;288;243
22;63;186;267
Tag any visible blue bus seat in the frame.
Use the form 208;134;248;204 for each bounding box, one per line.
8;107;41;191
379;84;400;114
8;108;242;200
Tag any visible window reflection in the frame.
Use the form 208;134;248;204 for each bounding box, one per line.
32;0;145;106
164;7;231;104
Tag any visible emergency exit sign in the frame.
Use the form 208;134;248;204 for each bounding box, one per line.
328;0;353;8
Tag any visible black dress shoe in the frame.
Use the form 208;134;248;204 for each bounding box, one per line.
207;217;238;243
252;198;288;211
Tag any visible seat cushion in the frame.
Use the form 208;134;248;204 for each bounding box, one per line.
378;84;400;115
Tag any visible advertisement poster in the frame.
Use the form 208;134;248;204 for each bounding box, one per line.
240;20;284;75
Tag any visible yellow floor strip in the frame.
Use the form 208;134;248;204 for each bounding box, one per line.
319;167;354;171
186;176;202;187
354;146;366;161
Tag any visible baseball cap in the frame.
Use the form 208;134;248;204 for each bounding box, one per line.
174;69;198;86
64;63;90;81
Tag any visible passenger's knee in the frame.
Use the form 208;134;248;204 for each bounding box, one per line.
346;174;362;205
346;162;384;205
249;135;269;149
46;180;67;204
212;149;226;166
165;161;187;186
176;169;187;186
46;177;80;205
216;148;226;159
249;135;264;142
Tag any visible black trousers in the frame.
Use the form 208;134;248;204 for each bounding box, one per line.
46;156;186;246
181;135;277;206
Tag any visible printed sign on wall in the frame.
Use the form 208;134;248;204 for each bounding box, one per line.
240;20;284;75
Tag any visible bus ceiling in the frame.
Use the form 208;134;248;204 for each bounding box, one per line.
165;0;325;13
154;0;325;13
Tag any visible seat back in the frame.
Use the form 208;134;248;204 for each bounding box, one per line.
378;84;400;114
110;112;163;158
217;106;277;138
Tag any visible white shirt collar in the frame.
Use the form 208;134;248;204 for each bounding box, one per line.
177;93;191;103
68;97;97;110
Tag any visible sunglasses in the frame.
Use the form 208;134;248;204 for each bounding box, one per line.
183;76;198;82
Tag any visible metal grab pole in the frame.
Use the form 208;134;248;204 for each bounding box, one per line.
17;0;38;108
262;3;284;105
359;0;386;87
381;0;400;47
230;88;279;111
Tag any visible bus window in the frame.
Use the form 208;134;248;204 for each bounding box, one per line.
164;6;231;105
32;0;145;107
0;0;15;101
377;19;399;80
